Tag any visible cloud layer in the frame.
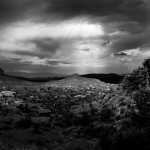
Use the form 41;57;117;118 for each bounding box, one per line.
0;0;149;74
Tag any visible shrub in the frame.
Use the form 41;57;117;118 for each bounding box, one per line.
131;89;150;127
99;106;114;123
16;117;32;129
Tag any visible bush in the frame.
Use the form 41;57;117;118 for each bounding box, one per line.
99;106;114;123
131;89;150;127
16;117;32;129
114;127;150;150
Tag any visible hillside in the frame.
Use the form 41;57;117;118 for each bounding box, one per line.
45;73;115;91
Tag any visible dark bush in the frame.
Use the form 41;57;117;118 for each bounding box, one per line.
99;106;114;123
113;127;150;150
16;117;32;129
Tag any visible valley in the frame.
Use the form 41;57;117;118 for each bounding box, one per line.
0;59;150;150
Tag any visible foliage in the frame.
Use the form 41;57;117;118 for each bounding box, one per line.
1;59;150;149
16;117;32;129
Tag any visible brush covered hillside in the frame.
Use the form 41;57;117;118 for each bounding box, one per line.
0;68;31;86
45;73;116;91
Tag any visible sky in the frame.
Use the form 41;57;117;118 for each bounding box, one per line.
0;0;150;75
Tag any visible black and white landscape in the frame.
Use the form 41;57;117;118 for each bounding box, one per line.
0;0;150;150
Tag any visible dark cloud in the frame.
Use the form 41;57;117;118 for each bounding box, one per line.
48;60;74;65
0;58;75;74
44;0;149;55
60;61;74;65
141;43;150;50
47;61;59;65
14;51;49;59
0;0;149;74
15;51;41;58
0;58;31;72
0;0;148;25
102;40;111;46
48;0;147;24
82;48;90;52
114;52;127;56
109;32;150;53
117;21;144;34
0;0;41;24
29;38;60;53
14;38;61;58
0;58;21;64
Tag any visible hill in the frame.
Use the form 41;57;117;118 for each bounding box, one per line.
45;73;115;91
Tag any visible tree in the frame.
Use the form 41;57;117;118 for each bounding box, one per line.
0;68;4;74
132;89;150;126
99;106;114;123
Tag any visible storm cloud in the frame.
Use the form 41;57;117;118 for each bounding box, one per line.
0;0;149;74
49;0;146;22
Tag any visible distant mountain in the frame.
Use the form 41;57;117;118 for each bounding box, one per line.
2;69;125;86
45;73;114;90
17;73;124;84
82;73;124;84
0;74;32;86
6;72;66;78
0;68;32;86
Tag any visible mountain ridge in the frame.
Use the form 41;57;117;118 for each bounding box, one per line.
6;71;66;78
0;68;32;86
1;69;124;84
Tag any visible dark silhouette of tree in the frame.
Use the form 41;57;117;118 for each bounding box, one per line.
0;68;4;74
132;89;150;126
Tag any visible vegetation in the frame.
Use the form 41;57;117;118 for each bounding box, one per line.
0;59;150;149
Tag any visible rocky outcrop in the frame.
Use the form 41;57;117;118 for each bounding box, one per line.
122;59;150;91
142;59;150;88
